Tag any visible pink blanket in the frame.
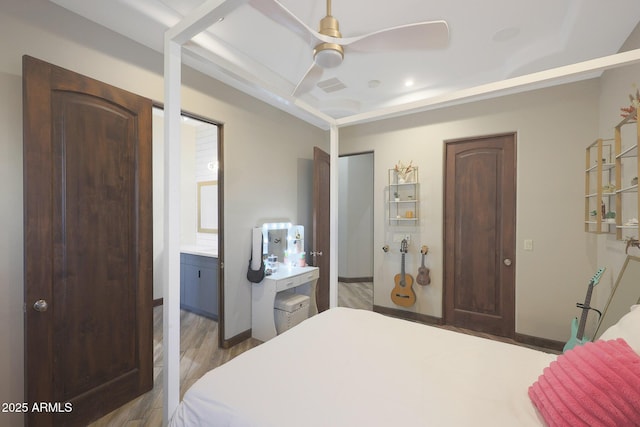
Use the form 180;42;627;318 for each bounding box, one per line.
528;338;640;426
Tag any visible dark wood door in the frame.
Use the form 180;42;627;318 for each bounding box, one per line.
444;133;516;338
313;146;330;312
23;56;153;426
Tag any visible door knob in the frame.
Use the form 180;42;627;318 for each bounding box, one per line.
33;299;48;312
503;258;512;266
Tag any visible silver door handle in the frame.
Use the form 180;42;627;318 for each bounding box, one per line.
503;258;512;266
33;299;48;312
310;251;323;257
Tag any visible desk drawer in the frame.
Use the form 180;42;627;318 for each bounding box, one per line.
278;278;298;291
298;269;319;284
274;269;319;291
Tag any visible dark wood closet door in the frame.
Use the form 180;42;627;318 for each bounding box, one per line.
23;56;153;426
444;133;516;338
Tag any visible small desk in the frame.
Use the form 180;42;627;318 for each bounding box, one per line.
251;266;319;341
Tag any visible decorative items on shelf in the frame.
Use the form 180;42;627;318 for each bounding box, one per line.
394;160;415;183
620;88;640;120
605;211;616;224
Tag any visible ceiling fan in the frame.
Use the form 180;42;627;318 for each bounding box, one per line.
249;0;449;96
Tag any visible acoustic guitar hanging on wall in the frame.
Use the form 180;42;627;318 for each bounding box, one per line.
391;239;416;307
416;245;431;286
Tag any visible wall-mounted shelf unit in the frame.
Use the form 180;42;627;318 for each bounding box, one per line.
584;138;615;233
388;167;419;225
614;110;639;240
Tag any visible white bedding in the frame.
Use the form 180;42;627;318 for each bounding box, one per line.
171;307;555;426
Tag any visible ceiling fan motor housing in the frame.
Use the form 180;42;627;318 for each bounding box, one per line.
314;14;344;68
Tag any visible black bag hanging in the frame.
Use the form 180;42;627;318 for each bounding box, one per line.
247;257;265;283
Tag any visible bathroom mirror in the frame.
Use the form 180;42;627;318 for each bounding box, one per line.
594;255;640;339
198;181;218;233
262;222;304;266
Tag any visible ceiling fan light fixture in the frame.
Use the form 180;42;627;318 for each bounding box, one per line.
313;43;344;68
314;11;344;68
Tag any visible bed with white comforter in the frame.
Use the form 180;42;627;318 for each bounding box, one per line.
171;307;561;426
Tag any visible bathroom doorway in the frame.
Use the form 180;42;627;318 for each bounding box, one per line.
338;152;374;310
151;107;225;342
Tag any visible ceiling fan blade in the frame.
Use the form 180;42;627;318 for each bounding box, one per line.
293;62;324;96
342;20;449;53
248;0;323;47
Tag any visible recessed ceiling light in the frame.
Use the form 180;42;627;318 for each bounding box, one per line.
404;79;415;88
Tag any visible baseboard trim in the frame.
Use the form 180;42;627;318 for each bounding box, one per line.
373;305;443;325
153;297;251;349
221;329;252;349
515;333;564;353
373;305;564;353
338;276;373;283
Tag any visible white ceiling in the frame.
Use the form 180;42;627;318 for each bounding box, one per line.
51;0;640;125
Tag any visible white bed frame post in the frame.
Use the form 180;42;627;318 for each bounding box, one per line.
329;123;339;309
162;36;182;425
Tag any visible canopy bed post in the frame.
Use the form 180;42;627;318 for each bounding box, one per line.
162;1;259;424
162;36;182;425
329;123;339;308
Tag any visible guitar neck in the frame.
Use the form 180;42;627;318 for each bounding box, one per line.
576;282;594;340
400;253;406;284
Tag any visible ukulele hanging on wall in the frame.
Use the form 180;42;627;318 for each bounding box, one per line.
416;245;431;286
390;239;416;307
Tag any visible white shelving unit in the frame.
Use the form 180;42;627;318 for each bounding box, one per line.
388;167;419;225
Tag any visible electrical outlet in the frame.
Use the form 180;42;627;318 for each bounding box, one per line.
523;239;533;251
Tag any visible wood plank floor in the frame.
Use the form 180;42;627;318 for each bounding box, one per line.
88;309;261;426
338;281;373;310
